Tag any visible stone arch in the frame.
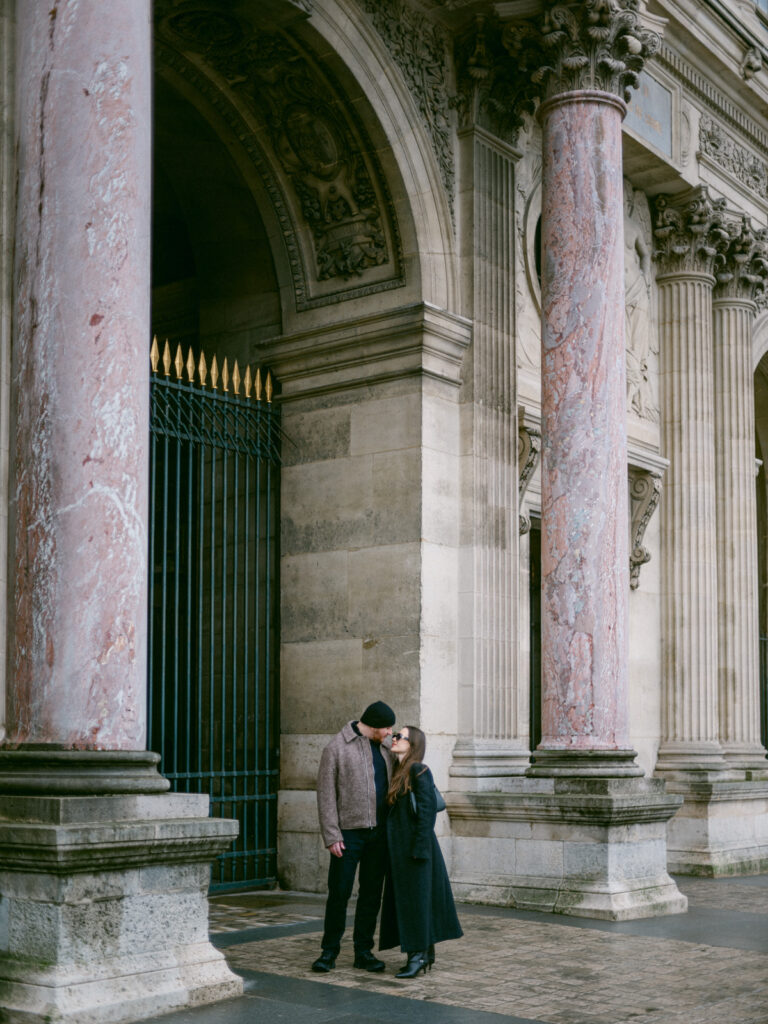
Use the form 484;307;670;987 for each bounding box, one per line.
152;0;458;337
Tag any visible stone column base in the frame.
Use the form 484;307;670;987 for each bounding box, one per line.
659;776;768;875
0;792;243;1024
449;739;531;791
447;776;687;921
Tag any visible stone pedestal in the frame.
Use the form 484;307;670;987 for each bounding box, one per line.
0;753;243;1024
449;778;686;920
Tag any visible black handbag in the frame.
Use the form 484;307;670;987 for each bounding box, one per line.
409;779;446;816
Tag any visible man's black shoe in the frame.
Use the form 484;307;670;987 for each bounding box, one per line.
353;950;385;972
311;950;337;973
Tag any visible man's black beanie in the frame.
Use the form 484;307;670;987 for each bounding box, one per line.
360;701;396;728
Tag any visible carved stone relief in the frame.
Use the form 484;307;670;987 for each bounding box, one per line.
629;467;662;590
518;412;541;535
699;115;768;204
358;0;455;210
624;182;659;423
155;2;403;306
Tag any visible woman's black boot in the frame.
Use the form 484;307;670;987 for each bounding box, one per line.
427;944;435;969
396;952;429;978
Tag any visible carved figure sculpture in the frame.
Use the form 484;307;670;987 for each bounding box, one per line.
624;181;659;422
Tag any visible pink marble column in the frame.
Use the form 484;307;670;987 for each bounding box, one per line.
533;90;638;775
7;0;151;751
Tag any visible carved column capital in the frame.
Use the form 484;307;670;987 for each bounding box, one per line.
713;215;768;304
530;0;661;104
653;187;731;278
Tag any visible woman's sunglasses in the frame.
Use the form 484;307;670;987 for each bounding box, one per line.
392;732;410;742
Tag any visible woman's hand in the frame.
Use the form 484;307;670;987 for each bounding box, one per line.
328;840;345;858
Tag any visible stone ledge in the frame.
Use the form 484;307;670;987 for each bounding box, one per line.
446;786;683;828
0;817;238;874
266;302;473;398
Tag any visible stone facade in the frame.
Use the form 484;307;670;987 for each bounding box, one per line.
2;0;768;1020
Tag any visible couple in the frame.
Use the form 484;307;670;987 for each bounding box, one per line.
312;700;462;978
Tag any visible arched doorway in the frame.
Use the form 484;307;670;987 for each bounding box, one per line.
150;52;284;892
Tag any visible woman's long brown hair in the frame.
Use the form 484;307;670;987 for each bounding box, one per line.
387;725;426;805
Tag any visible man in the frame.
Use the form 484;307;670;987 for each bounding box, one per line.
311;700;396;973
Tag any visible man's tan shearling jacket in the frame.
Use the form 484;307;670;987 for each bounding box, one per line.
316;721;393;848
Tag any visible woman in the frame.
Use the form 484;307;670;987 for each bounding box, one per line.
379;726;463;978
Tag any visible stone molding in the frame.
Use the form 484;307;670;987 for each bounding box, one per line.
0;747;170;794
264;302;472;398
713;213;768;302
657;43;768;161
653;186;730;277
629;466;662;590
532;0;661;104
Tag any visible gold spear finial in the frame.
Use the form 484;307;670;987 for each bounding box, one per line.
150;336;160;373
186;347;195;383
244;365;252;399
222;357;229;392
266;370;273;404
233;360;241;396
211;354;219;390
174;343;184;380
162;339;171;376
198;350;208;386
255;367;262;402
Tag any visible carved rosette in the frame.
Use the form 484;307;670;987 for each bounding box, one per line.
713;215;768;303
653;187;730;278
518;418;542;535
532;0;661;104
629;468;662;590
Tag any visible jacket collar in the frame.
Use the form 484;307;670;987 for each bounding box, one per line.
342;721;363;743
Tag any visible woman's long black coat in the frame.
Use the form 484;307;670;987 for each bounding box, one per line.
379;762;463;953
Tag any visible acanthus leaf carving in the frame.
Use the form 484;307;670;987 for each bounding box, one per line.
454;14;541;145
532;0;662;104
713;214;768;303
653;186;730;277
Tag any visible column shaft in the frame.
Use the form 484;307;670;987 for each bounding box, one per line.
657;273;725;768
8;0;151;749
538;91;631;758
713;297;767;766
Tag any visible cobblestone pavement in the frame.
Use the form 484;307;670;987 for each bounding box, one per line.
145;876;768;1024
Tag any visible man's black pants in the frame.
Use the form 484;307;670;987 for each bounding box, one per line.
321;825;387;955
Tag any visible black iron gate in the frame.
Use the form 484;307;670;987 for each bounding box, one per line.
148;338;281;891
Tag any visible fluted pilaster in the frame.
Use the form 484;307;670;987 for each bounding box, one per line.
712;219;768;770
654;187;729;773
453;129;527;782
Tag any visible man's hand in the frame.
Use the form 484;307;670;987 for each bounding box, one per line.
328;841;345;858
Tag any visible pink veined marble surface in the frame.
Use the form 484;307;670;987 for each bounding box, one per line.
538;92;630;751
7;0;151;749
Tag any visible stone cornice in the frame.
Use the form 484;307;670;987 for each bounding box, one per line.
713;214;768;302
653;186;730;277
264;302;472;398
532;0;662;104
657;44;768;159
